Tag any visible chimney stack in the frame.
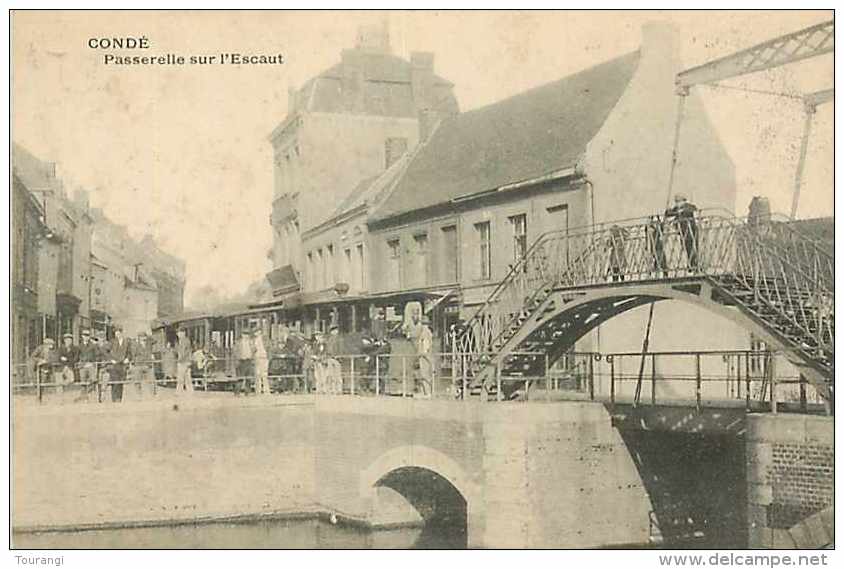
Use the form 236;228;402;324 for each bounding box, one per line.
411;51;434;112
641;21;680;61
356;21;391;54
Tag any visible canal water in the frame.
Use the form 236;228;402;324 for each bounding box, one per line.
13;517;467;549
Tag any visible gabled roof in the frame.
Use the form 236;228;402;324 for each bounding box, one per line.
12;143;59;194
371;50;641;222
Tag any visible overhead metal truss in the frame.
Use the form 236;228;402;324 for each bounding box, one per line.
677;20;833;90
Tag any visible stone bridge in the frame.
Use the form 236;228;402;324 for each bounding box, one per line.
12;395;833;548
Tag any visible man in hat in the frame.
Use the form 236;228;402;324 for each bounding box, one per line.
56;332;79;394
106;326;133;402
30;337;57;389
665;194;700;271
175;328;194;396
76;329;101;402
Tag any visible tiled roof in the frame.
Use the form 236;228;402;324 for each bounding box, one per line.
12;143;59;194
371;51;641;221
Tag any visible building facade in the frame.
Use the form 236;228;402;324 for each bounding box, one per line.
11;143;186;362
246;22;755;366
266;23;458;298
12;143;94;350
90;208;186;338
11;172;48;363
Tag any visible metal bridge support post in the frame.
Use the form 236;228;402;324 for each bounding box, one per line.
799;374;807;413
496;362;503;402
545;353;551;402
695;353;702;413
402;357;407;398
665;91;688;208
791;104;815;219
375;356;380;397
745;352;752;412
350;356;355;396
36;365;42;405
588;356;595;401
609;357;615;412
770;355;777;414
451;349;458;399
462;355;468;402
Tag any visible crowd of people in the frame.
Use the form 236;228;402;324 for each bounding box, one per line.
26;326;157;403
23;309;438;403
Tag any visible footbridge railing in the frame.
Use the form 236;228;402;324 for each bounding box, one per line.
456;210;833;390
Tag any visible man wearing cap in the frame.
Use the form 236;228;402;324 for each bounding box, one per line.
76;329;101;402
57;333;79;395
175;328;194;396
30;338;58;389
665;194;700;271
106;326;133;402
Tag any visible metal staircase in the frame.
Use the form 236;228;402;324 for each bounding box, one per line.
456;211;834;402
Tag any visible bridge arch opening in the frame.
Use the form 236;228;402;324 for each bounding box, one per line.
361;446;475;549
375;466;467;548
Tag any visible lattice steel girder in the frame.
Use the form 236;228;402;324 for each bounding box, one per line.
804;88;834;111
677;20;833;90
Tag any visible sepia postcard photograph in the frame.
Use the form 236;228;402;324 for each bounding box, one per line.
6;7;835;556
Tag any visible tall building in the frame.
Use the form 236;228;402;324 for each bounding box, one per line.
12;143;94;346
11;171;48;363
266;23;458;298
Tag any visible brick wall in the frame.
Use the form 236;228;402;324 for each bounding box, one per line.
767;442;833;529
746;414;833;548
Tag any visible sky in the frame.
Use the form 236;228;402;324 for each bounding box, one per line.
11;10;833;305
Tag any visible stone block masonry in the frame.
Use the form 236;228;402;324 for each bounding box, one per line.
745;414;834;548
13;396;656;548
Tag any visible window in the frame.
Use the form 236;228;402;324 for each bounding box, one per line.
509;214;528;261
440;225;459;283
343;248;352;284
356;243;366;291
413;233;429;286
325;244;334;286
316;249;324;289
387;238;401;290
475;222;491;280
385;137;409;169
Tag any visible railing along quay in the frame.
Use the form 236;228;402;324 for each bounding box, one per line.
12;349;826;414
